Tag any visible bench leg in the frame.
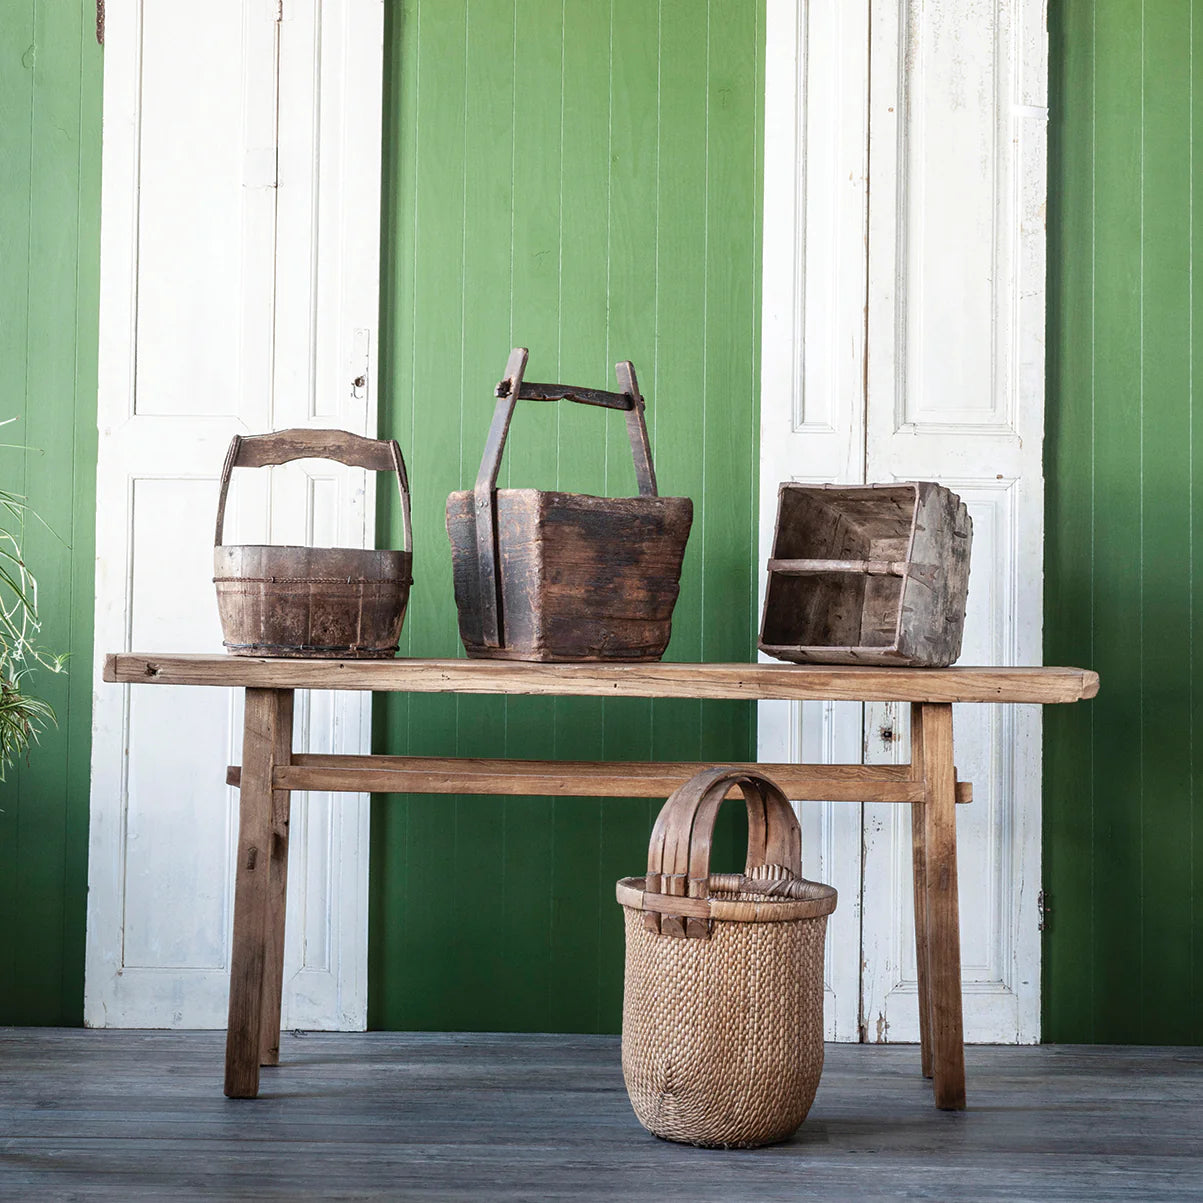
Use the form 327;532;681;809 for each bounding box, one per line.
259;690;294;1067
225;687;294;1098
909;706;934;1080
918;701;966;1110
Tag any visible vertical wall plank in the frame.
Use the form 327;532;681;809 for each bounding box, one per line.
0;0;38;1024
374;0;470;1030
1138;0;1194;1044
493;0;566;1031
699;0;761;784
1046;0;1203;1042
1044;0;1098;1042
450;0;520;1034
0;0;101;1025
1193;0;1203;1038
369;0;421;1027
372;0;764;1032
547;0;615;1033
594;0;661;1030
1085;0;1144;1043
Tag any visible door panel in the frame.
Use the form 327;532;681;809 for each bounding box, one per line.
758;0;870;1043
759;0;1046;1043
87;0;384;1030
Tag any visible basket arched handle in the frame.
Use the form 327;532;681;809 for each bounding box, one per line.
470;347;658;648
643;767;802;937
214;428;412;554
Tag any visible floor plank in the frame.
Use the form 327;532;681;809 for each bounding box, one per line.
1;1030;1201;1201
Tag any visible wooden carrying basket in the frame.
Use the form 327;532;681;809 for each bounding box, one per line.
616;767;837;1148
446;348;693;661
759;481;972;667
214;429;413;659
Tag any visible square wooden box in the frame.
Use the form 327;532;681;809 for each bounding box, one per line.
446;488;693;662
758;482;972;667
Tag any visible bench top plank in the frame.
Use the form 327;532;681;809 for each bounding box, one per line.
104;653;1098;705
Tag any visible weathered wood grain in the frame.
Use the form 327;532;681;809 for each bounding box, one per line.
919;701;966;1109
104;654;1100;704
447;489;693;660
213;427;412;550
214;428;414;658
910;702;934;1079
3;1030;1200;1201
257;690;294;1070
214;544;413;659
108;650;1098;1114
218;427;400;472
224;754;973;804
448;349;689;660
760;482;972;667
224;688;291;1099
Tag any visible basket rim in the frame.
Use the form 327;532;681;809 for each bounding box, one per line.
616;875;837;923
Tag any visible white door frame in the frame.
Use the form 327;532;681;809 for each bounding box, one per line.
758;0;1048;1043
86;0;385;1030
758;0;871;1043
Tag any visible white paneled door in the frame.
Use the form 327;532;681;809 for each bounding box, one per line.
760;0;1047;1043
87;1;385;1029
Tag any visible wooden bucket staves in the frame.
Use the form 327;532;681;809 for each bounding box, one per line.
616;767;838;1148
214;428;413;659
446;347;693;662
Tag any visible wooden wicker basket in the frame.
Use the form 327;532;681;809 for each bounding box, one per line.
213;428;413;659
446;348;692;662
616;767;837;1148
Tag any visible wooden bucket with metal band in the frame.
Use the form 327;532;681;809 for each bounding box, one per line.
446;347;693;662
616;766;837;1149
213;428;413;659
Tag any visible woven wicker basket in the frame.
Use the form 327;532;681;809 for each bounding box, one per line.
616;767;837;1148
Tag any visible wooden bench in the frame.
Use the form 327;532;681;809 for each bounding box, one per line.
104;654;1098;1111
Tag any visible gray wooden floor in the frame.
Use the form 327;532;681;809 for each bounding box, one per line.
1;1030;1201;1201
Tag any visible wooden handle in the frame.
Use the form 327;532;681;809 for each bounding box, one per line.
513;381;635;410
645;767;802;902
214;428;412;553
473;349;658;499
469;348;660;649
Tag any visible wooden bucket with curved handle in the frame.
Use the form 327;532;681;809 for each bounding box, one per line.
213;428;413;659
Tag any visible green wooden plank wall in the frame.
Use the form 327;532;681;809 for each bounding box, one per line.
1045;0;1202;1042
0;2;102;1025
369;0;765;1032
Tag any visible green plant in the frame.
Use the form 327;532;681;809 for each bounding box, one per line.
0;424;65;779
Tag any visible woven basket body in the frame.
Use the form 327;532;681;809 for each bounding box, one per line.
616;767;836;1149
621;903;828;1147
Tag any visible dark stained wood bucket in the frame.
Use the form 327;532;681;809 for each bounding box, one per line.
214;429;413;659
446;348;692;662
